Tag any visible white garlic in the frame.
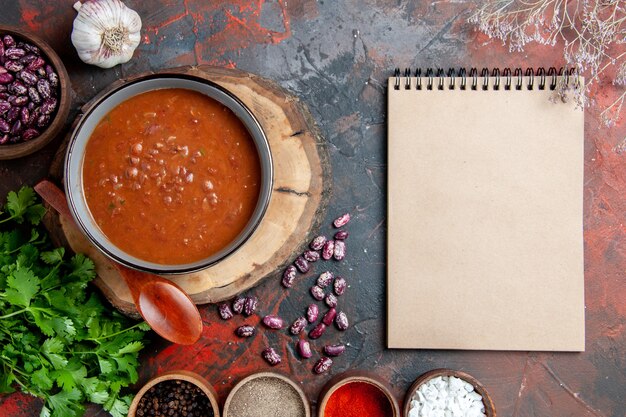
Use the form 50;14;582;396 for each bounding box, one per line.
71;0;142;68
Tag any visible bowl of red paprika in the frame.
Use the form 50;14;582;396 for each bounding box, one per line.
318;371;400;417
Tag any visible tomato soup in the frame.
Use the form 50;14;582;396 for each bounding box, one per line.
82;88;261;265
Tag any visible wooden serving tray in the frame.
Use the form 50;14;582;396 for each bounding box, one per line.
45;65;331;318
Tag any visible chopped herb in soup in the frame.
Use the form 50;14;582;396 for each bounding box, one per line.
82;88;261;265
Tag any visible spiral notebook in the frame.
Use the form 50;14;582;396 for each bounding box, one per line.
387;68;585;351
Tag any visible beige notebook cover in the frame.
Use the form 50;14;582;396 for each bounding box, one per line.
387;73;585;351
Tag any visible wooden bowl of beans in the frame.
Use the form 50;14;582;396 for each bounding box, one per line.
65;72;273;274
0;25;70;159
404;369;496;417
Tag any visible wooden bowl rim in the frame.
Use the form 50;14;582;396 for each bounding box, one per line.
403;368;496;417
222;371;310;417
127;370;221;417
317;370;401;417
0;25;71;160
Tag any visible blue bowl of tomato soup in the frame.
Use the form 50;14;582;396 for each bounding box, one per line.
65;74;273;274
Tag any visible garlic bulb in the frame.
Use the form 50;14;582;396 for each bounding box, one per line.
71;0;142;69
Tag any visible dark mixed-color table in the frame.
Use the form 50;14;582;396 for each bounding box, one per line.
1;1;625;416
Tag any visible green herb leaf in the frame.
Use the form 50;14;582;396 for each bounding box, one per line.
5;266;40;307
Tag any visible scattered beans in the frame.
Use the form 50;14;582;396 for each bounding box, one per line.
135;379;214;417
334;230;349;240
303;250;320;262
333;213;351;228
310;285;325;301
294;256;309;273
243;296;258;316
322;308;337;326
262;347;281;366
289;317;307;335
297;340;312;359
333;240;346;260
262;315;284;330
232;296;245;314
282;265;297;288
322;240;335;260
317;271;334;288
309;235;327;251
333;276;347;296
324;344;346;357
308;323;326;339
218;303;234;320
325;293;338;308
235;325;256;338
313;357;333;374
335;311;349;330
306;304;319;323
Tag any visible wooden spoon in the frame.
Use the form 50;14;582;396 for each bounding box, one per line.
34;180;203;345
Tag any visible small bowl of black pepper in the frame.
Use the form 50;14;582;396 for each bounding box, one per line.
128;370;220;417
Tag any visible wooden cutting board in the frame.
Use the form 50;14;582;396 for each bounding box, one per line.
45;65;331;318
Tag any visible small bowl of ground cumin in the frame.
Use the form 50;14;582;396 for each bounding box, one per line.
223;371;310;417
128;370;220;417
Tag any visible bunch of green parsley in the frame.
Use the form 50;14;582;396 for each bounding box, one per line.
0;187;149;417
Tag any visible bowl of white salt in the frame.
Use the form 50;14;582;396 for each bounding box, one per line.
404;369;495;417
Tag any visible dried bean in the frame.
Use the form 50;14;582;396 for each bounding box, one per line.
8;95;27;106
324;344;346;357
19;53;36;64
333;213;351;228
317;271;334;288
243;296;258;316
282;265;297;288
36;67;45;78
322;240;334;260
262;347;281;366
28;86;41;104
0;119;9;133
27;56;45;71
41;97;57;115
0;134;7;144
303;250;320;262
308;323;326;339
9;80;27;95
10;120;22;136
218;303;234;320
294;256;309;273
289;317;307;335
36;114;50;128
3;35;15;47
19;107;29;125
0;100;9;114
23;43;39;54
310;235;327;251
262;315;284;329
0;93;6;100
313;357;333;374
297;340;312;359
232;296;245;314
46;65;59;88
333;276;347;296
0;73;14;84
5;48;26;60
5;60;24;72
334;230;349;240
306;304;319;323
333;240;346;261
0;43;4;59
325;293;338;308
21;128;39;141
235;325;255;337
18;70;36;85
335;311;349;330
322;308;337;326
0;84;5;92
36;79;51;99
6;106;19;122
310;285;325;301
